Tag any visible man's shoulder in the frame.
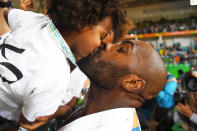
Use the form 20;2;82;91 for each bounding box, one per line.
59;108;137;131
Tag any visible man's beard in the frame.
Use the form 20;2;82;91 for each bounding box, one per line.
77;46;117;88
77;46;103;79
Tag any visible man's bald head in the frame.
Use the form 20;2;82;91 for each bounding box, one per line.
78;40;167;100
130;41;167;99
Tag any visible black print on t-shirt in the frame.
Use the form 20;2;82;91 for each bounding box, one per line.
0;44;25;59
0;37;25;84
0;62;23;84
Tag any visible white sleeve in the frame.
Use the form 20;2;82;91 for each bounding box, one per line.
8;9;24;30
68;68;87;97
22;89;66;122
190;113;197;124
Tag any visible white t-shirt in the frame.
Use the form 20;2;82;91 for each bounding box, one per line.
0;9;78;122
68;68;87;98
59;108;141;131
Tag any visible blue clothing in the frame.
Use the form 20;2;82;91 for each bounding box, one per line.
167;75;174;80
164;81;178;95
157;90;174;108
156;76;178;109
131;127;141;131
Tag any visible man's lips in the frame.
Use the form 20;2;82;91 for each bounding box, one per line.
89;47;101;56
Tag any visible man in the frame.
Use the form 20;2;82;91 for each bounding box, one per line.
174;76;197;130
60;40;167;131
0;0;125;130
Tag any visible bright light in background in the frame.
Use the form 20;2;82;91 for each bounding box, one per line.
190;0;197;5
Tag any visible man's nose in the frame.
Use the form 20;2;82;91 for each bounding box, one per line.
102;42;113;51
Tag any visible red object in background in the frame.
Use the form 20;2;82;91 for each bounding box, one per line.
129;30;197;39
174;56;180;63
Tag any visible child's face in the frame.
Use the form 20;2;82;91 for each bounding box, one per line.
72;17;113;61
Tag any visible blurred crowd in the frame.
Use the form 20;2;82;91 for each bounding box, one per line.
129;17;197;34
157;42;197;65
136;70;197;131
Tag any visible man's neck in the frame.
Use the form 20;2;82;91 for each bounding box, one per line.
82;82;143;116
62;82;143;125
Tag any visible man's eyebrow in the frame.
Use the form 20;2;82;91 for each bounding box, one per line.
119;40;134;47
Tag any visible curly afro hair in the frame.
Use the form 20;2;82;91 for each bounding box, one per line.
46;0;126;31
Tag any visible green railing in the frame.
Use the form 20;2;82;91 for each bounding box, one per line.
165;64;190;78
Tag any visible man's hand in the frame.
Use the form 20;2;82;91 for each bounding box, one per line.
177;103;193;118
20;0;34;11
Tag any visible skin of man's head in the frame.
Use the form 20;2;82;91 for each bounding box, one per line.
78;40;167;106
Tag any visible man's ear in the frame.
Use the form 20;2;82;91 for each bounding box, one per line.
121;74;145;93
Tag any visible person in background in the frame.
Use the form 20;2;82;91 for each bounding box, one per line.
178;69;185;82
174;76;197;131
0;0;33;35
178;69;186;88
139;73;177;130
156;73;178;109
114;19;136;43
0;0;11;35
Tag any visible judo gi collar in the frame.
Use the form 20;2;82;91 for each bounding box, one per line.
47;21;76;65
